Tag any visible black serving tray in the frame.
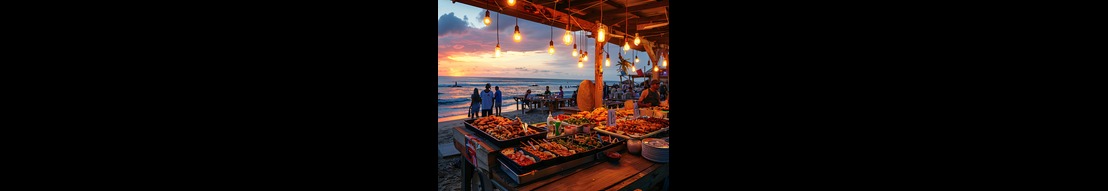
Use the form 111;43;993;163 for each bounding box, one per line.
496;132;625;174
464;119;549;148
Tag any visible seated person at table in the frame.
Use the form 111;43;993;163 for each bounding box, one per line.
521;89;533;110
570;90;578;106
543;86;553;98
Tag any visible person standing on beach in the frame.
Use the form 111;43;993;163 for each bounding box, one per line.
469;88;481;119
557;86;564;99
639;80;662;107
480;83;495;117
494;86;503;116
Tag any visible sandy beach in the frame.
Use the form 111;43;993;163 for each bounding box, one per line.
437;108;571;191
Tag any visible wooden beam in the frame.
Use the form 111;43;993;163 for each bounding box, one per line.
626;1;669;12
629;15;667;24
568;0;605;10
604;0;625;9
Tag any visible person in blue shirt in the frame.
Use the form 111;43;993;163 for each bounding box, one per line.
480;83;495;117
494;86;503;116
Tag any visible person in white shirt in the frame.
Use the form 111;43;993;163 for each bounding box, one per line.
480;83;495;117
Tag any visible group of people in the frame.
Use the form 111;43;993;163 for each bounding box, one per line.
519;86;575;111
468;83;503;118
605;80;668;104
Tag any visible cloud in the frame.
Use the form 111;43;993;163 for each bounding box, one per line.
439;13;469;37
453;44;465;49
514;67;529;71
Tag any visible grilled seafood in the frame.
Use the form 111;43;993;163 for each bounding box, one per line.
598;118;667;137
503;148;537;166
471;116;539;140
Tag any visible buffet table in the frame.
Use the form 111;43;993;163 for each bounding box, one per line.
451;125;669;191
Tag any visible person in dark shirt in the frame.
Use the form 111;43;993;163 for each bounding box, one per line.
638;80;662;107
469;88;481;119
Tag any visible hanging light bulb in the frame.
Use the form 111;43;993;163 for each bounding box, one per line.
549;24;555;55
484;10;491;26
633;33;640;46
605;53;611;67
563;30;572;45
508;0;515;6
623;41;630;51
583;51;588;62
495;43;501;57
635;54;639;63
654;65;659;72
572;44;578;57
513;25;521;42
662;54;667;67
598;26;606;42
578;59;583;68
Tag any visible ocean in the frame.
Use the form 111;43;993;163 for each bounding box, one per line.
438;76;618;122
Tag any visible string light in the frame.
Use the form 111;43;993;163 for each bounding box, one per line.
605;44;611;67
562;1;572;45
508;0;515;6
513;18;521;42
494;12;500;57
549;23;554;55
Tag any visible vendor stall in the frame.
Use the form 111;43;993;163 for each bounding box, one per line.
452;108;669;191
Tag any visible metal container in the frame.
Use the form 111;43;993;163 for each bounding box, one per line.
464;119;550;148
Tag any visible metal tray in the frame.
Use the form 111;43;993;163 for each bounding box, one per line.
497;133;625;180
499;141;627;185
593;115;669;139
499;147;553;173
593;124;669;140
463;119;549;148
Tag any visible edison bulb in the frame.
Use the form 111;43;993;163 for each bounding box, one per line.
623;42;630;51
662;59;667;67
654;66;658;72
598;28;606;42
583;52;588;62
635;56;639;63
633;33;640;46
495;43;501;57
572;46;578;57
513;26;521;42
578;60;583;68
508;0;515;6
605;56;611;67
483;11;491;26
548;41;555;55
563;31;572;45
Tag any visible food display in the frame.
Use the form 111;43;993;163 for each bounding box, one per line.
464;116;548;148
594;117;669;139
552;133;616;153
501;147;537;166
520;142;558;161
538;140;576;157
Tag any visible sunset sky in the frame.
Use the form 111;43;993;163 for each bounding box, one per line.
438;0;645;81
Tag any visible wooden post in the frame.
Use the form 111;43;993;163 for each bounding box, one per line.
594;27;604;109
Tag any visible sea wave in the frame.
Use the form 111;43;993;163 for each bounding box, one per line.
438;98;469;104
